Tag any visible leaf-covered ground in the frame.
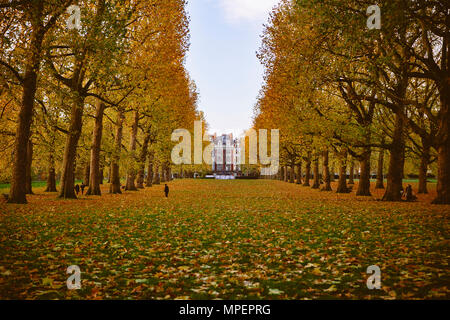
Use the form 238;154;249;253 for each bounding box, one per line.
0;179;449;300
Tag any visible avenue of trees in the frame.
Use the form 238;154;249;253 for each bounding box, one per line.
0;0;202;204
253;0;449;204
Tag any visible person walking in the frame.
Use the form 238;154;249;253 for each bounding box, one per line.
164;184;169;198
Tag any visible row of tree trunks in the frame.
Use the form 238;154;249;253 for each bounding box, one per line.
110;110;125;194
58;97;85;199
86;102;105;196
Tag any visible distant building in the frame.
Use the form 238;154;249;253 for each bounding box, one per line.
211;133;241;175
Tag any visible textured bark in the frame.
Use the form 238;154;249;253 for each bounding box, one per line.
289;165;295;183
153;162;161;185
283;166;288;182
8;2;45;204
45;152;57;192
336;150;349;193
125;111;139;191
110;110;125;194
58;96;84;199
432;79;450;204
312;158;320;189
160;162;167;183
83;163;90;186
107;165;111;183
25;139;33;195
167;165;173;181
86;102;105;196
136;133;151;189
348;161;355;185
418;143;431;194
303;153;311;187
434;139;450;204
146;152;154;187
375;148;385;189
383;112;406;201
321;150;332;191
296;161;302;185
357;148;372;196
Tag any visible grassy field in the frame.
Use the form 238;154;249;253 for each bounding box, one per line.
0;179;448;300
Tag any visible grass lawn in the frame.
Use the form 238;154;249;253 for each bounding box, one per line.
0;179;448;300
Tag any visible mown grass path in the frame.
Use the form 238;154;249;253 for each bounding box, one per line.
0;179;448;299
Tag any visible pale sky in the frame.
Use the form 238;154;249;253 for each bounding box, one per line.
185;0;279;137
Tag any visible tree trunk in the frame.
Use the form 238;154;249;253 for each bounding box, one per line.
45;152;57;192
167;164;173;181
8;4;45;204
296;161;302;184
160;162;167;183
321;150;332;191
86;102;105;196
357;148;372;196
303;153;311;186
418;144;431;194
330;165;335;182
58;96;85;199
336;150;349;193
432;84;450;204
312;158;320;189
136;133;151;189
83;163;90;186
375;148;385;189
382;112;406;201
26;139;33;195
289;165;295;183
125;110;139;191
153;162;161;185
146;152;154;187
107;164;111;183
283;166;288;182
348;161;355;185
110;110;125;194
